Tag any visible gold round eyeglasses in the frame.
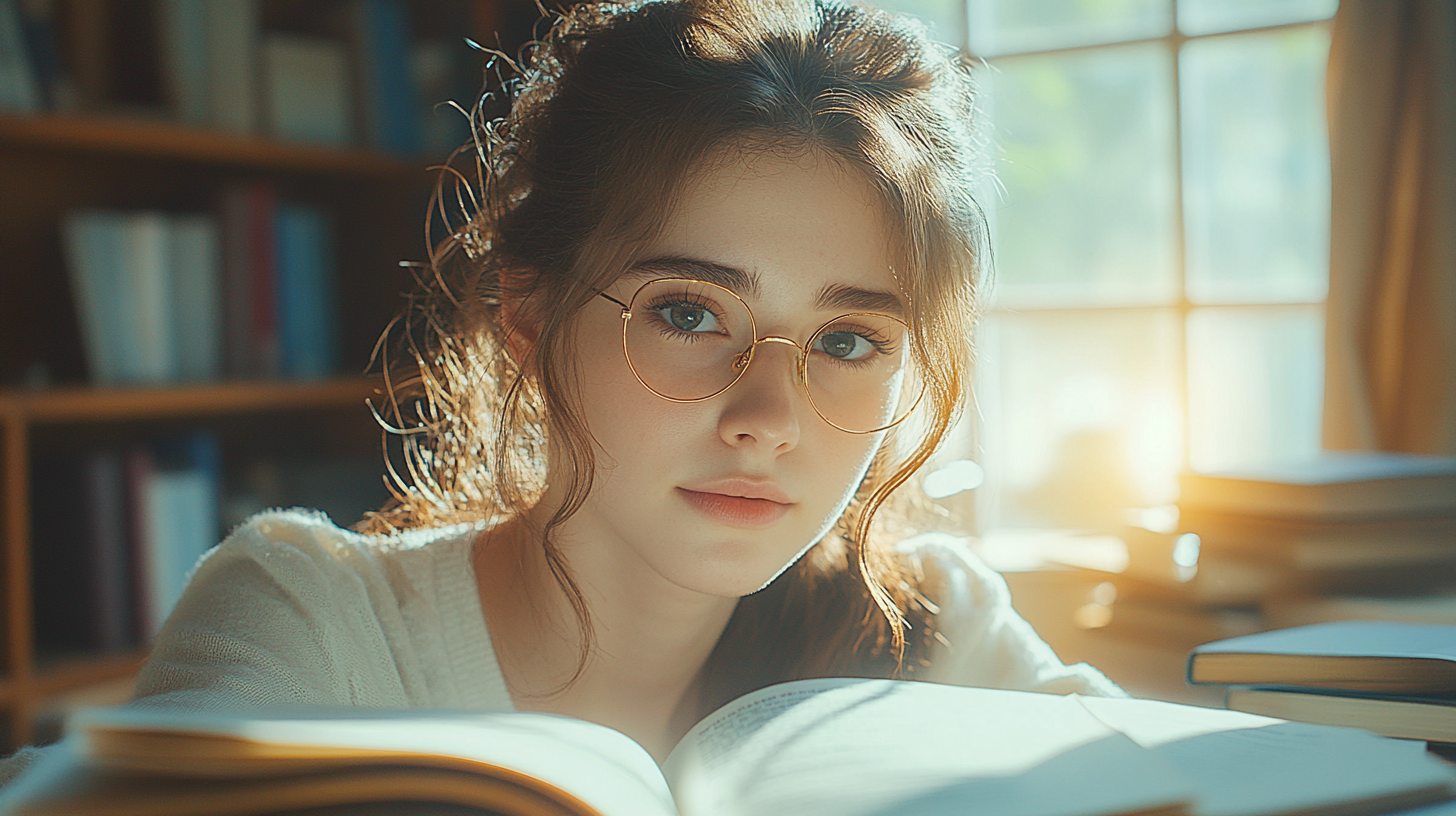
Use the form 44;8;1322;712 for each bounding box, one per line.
597;278;923;434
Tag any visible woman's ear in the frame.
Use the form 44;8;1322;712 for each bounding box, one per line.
499;270;543;371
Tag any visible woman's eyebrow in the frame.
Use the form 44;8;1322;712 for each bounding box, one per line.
625;256;761;296
815;283;905;317
624;256;903;316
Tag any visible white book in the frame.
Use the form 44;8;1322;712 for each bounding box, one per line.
119;212;174;384
170;214;221;381
0;0;39;112
205;0;257;134
262;33;352;146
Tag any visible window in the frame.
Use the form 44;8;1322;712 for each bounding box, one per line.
877;0;1337;531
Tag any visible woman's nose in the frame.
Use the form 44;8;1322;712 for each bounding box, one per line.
716;340;803;453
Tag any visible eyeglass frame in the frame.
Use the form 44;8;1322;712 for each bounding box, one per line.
595;277;924;435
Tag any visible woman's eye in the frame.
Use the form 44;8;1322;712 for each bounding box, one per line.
815;330;875;361
658;304;719;332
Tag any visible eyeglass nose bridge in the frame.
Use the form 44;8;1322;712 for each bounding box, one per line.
731;335;809;386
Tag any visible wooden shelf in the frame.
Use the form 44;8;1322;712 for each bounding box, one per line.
0;113;426;177
0;378;383;426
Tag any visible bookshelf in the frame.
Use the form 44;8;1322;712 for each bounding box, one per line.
0;0;548;754
0;111;404;741
0;107;419;747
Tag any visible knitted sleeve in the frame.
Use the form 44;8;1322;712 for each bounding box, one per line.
129;510;411;713
910;534;1126;697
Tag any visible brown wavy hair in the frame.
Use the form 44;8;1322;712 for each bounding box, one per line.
356;0;988;713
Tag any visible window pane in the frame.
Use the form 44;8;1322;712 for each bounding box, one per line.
968;0;1170;56
872;0;965;47
1187;306;1324;473
1178;0;1338;36
987;44;1179;307
974;309;1183;532
1181;28;1331;305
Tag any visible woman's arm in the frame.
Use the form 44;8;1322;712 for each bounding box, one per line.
910;534;1126;697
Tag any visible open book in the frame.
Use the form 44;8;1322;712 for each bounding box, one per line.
1;678;1452;816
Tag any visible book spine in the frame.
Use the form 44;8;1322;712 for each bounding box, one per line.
204;0;257;134
170;213;222;381
85;449;132;653
247;186;278;378
0;0;41;112
124;444;155;642
29;450;89;653
122;211;175;384
352;0;419;155
220;186;254;378
276;204;334;379
60;210;124;386
17;0;69;111
262;33;353;147
145;433;221;632
158;0;209;125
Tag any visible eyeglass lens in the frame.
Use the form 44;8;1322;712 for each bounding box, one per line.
622;279;921;433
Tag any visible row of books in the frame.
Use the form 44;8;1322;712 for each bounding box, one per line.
0;0;473;157
31;432;221;654
61;185;336;385
30;438;389;658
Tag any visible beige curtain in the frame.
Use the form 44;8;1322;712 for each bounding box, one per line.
1323;0;1456;455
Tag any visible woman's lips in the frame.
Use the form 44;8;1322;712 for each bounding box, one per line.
677;488;791;528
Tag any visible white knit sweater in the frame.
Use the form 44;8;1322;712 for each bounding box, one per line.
0;509;1120;784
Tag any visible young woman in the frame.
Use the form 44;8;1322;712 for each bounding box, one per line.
2;0;1117;781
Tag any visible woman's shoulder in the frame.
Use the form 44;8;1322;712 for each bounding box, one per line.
895;530;1126;697
198;508;485;587
894;531;1012;613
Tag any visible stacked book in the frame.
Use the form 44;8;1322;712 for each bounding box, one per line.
1176;453;1456;602
1190;620;1456;745
1031;453;1456;655
62;187;335;386
30;432;221;655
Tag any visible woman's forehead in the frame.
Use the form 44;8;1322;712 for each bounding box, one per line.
637;148;902;307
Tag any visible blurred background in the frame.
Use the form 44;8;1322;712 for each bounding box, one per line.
0;0;1452;745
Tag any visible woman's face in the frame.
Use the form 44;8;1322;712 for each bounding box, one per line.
558;147;904;598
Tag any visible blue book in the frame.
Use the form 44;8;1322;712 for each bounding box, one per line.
353;0;420;155
275;205;336;379
1189;621;1456;694
0;0;39;112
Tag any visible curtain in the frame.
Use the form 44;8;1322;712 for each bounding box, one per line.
1323;0;1456;455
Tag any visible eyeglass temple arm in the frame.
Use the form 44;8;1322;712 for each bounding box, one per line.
596;290;631;313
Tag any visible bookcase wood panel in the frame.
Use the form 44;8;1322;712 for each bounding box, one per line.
0;113;417;175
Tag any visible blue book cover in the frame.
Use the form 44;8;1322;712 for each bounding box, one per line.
275;205;336;379
354;0;420;155
0;0;39;112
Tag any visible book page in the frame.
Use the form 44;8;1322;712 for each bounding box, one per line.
61;707;679;816
1076;696;1456;816
662;678;1193;816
